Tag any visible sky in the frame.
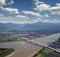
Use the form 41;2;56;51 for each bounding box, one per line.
0;0;60;24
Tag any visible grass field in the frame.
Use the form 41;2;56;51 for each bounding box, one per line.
0;36;17;42
34;48;60;57
0;48;14;57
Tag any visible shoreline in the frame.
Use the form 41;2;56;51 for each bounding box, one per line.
0;41;43;57
5;51;15;57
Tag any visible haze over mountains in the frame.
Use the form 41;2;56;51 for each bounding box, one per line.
0;22;60;32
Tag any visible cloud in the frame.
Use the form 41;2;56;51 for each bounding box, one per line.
0;14;41;24
34;0;50;11
0;0;6;5
0;14;60;24
0;0;14;7
45;14;49;17
22;10;42;17
34;3;50;11
0;0;60;24
16;15;28;19
42;19;60;23
2;8;19;14
0;16;17;23
0;0;6;8
34;0;60;15
7;0;14;5
50;4;60;15
34;18;60;23
34;0;44;6
0;0;19;14
0;15;36;24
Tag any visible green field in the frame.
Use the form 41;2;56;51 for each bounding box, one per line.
34;48;60;57
0;48;14;57
0;36;18;42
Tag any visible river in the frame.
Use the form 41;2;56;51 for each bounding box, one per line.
30;33;60;46
0;33;60;57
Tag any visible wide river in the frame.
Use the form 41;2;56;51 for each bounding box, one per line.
31;33;60;46
0;33;60;57
0;41;42;57
0;33;60;48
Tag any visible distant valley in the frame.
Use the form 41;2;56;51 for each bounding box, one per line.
0;22;60;33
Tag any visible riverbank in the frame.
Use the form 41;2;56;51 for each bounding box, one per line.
5;51;15;57
0;41;43;57
0;48;14;57
33;47;60;57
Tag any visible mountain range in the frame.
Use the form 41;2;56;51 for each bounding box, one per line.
0;22;60;32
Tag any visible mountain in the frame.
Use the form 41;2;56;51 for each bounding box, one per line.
0;22;60;32
24;22;60;30
0;23;25;31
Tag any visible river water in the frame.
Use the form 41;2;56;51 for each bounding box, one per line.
0;33;60;48
0;33;60;57
0;41;42;57
31;33;60;46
